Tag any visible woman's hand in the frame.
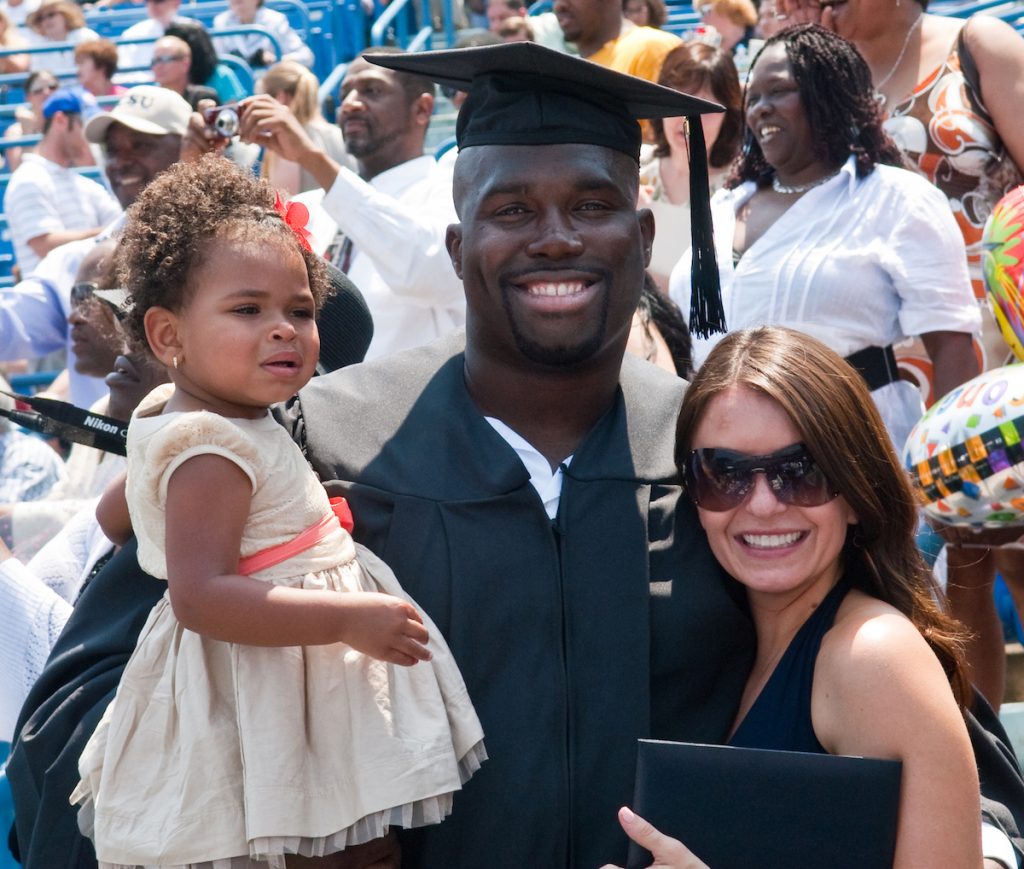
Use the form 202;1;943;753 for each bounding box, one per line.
775;0;834;29
600;807;710;869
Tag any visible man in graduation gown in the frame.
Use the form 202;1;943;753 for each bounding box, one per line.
280;43;754;868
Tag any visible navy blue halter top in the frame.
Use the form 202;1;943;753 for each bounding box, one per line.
728;579;850;753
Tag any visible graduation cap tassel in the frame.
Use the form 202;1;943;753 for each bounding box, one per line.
686;116;726;339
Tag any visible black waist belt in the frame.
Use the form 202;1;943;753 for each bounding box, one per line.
844;344;898;392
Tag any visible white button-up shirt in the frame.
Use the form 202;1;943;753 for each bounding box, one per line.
670;156;980;448
302;155;465;361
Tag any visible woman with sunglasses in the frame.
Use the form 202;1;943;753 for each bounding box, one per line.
606;326;982;868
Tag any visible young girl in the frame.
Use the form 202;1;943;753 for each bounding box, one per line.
71;156;486;869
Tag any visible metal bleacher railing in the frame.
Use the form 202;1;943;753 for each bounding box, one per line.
85;0;351;82
0;0;463;281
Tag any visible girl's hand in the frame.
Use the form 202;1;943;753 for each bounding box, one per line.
340;592;432;667
600;807;710;869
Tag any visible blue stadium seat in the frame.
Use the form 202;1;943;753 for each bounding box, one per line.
88;0;342;84
930;0;1024;20
0;742;15;869
0;215;15;283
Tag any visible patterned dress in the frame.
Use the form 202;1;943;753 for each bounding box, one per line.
885;25;1024;397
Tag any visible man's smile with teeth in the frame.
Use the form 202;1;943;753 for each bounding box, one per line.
526;280;589;297
741;531;804;549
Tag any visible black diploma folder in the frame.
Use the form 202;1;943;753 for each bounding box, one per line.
627;739;902;869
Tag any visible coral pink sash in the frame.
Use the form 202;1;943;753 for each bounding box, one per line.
237;497;354;576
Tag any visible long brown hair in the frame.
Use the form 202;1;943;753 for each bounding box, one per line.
675;327;971;707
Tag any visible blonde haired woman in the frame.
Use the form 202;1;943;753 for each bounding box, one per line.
257;60;352;195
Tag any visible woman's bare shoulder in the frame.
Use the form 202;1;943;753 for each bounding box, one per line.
812;589;958;755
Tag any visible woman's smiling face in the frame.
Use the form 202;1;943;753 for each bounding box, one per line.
690;384;857;607
744;43;818;176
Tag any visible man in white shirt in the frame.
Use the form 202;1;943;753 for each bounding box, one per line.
3;89;121;276
237;48;465;360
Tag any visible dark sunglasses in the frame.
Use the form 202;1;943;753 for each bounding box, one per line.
684;443;838;512
71;282;126;320
151;54;186;66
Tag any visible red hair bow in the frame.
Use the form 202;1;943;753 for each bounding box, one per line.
273;192;313;252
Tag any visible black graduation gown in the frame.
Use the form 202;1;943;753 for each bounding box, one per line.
970;692;1024;858
6;539;167;868
288;333;756;869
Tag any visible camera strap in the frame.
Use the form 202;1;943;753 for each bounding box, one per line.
0;390;128;456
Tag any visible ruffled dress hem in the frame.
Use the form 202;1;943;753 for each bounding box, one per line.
78;740;486;869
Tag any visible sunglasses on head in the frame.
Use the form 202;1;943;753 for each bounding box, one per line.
684;443;838;512
71;282;127;320
70;280;99;306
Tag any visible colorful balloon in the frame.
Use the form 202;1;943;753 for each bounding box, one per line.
983;185;1024;362
904;364;1024;527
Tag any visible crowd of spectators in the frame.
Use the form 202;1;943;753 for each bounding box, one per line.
0;0;1023;867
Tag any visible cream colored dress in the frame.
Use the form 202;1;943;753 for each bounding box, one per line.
72;385;486;869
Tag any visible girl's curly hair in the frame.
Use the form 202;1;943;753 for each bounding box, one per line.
732;24;905;188
117;155;331;350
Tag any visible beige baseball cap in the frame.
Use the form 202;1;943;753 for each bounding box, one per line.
85;86;192;143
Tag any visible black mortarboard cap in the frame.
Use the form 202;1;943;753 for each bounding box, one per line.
367;42;726;336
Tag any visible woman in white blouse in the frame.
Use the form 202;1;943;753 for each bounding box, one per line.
669;24;981;449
